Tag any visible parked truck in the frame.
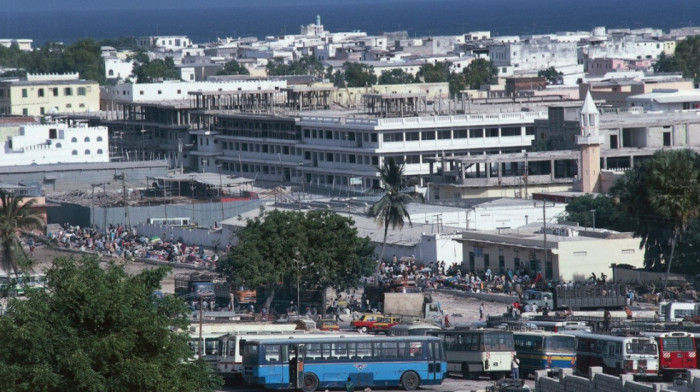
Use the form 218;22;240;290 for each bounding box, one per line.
174;272;232;309
382;292;444;325
523;284;628;310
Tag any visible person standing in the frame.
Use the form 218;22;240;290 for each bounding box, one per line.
511;354;520;380
345;376;354;392
479;303;485;320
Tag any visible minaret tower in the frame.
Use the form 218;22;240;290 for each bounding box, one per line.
576;91;604;193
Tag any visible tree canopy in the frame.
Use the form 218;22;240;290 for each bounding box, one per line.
0;39;105;84
611;149;700;273
378;69;417;85
0;256;221;392
538;66;563;84
216;59;250;76
462;58;498;90
217;209;375;311
266;56;325;77
131;56;180;83
562;194;632;232
337;62;377;87
653;35;700;82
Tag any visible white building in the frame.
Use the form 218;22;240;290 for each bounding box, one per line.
457;224;645;281
626;89;700;112
1;121;109;166
100;79;287;106
0;39;33;51
464;198;567;231
137;36;192;51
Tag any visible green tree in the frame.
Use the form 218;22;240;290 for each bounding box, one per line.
216;59;250;76
463;58;498;90
217;210;375;312
368;158;424;260
0;191;45;277
378;69;416;84
132;56;180;83
562;194;632;232
266;56;325;77
417;62;450;83
611;149;700;278
653;36;700;82
538;66;563;84
342;62;377;87
0;256;221;391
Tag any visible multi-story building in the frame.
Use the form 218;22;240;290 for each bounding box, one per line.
210;102;545;192
0;73;99;116
1;121;109;166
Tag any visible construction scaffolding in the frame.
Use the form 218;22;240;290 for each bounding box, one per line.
283;86;335;111
363;92;427;117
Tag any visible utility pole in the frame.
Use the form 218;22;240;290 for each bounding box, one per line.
118;173;131;228
524;152;529;199
591;209;596;230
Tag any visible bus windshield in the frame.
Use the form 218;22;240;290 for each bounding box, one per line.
626;342;657;355
545;336;576;352
662;337;695;352
484;332;514;351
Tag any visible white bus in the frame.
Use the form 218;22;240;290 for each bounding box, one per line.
568;331;659;377
430;329;514;380
146;217;191;226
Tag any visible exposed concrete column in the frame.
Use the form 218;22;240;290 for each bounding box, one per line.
486;162;491;179
630;155;634;168
550;159;555;180
460;163;466;181
497;162;502;183
603;156;608;169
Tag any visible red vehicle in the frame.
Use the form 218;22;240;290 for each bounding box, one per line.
641;331;696;378
350;313;384;333
367;316;399;334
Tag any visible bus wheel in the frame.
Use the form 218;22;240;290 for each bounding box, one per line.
401;371;420;391
361;326;368;333
302;373;319;392
490;372;505;380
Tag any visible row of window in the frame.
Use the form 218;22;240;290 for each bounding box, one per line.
71;149;104;155
260;341;427;362
383;127;526;142
22;87;88;98
69;136;103;143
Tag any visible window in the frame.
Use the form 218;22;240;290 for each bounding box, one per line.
55;143;62;148
85;149;91;155
622;249;635;254
38;88;45;97
97;149;103;154
71;137;78;143
52;88;59;96
22;108;28;115
84;137;90;142
64;87;73;96
77;87;86;96
72;150;78;155
40;107;45;115
21;88;28;98
469;129;483;138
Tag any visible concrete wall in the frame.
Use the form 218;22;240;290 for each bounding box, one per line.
134;223;226;249
535;366;692;392
48;199;262;230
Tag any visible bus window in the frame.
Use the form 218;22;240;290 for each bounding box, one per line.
333;343;349;360
627;342;657;355
306;343;321;360
381;342;399;359
205;339;218;355
410;341;424;358
356;342;371;359
264;344;281;362
545;336;575;351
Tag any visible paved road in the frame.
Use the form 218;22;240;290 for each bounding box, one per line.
218;374;535;392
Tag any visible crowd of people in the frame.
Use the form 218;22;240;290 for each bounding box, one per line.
41;223;219;268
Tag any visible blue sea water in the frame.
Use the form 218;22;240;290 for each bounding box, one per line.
1;0;699;45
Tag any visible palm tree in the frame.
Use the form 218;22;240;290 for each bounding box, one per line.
0;191;46;277
368;158;424;261
644;150;700;297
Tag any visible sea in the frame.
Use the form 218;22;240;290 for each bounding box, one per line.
2;0;699;45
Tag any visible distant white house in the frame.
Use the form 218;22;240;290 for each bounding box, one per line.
1;121;109;166
626;89;700;112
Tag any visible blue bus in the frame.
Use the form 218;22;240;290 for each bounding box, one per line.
513;331;576;378
242;335;447;391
